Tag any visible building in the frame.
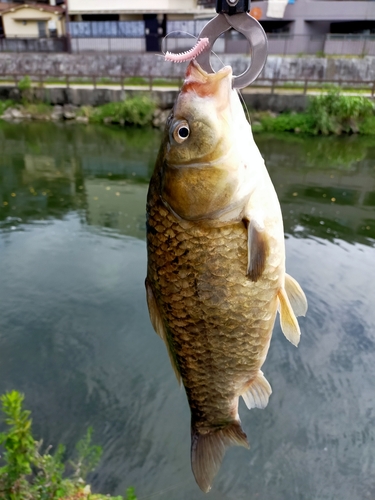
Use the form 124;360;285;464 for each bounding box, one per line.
66;0;375;55
67;0;214;20
0;0;374;56
249;0;375;55
67;0;215;51
0;2;65;38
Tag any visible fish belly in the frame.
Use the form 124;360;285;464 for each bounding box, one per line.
147;195;281;428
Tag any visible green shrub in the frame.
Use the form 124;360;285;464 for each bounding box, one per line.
0;390;136;500
120;96;155;126
24;103;52;117
17;76;32;92
92;96;156;126
125;487;137;500
17;76;33;105
76;105;95;118
358;115;375;135
0;100;14;116
0;391;35;498
70;427;102;482
256;90;375;136
260;112;315;134
308;89;374;135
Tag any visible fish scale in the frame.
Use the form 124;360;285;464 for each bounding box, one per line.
147;192;280;422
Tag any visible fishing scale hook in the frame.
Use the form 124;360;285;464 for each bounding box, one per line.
195;0;268;89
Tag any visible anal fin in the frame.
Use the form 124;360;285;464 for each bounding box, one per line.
285;273;308;317
242;371;272;410
191;421;249;493
145;278;181;383
278;287;301;346
245;218;269;282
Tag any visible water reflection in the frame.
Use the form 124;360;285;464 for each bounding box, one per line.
85;180;147;239
0;122;157;236
0;122;375;500
0;123;374;246
256;134;375;245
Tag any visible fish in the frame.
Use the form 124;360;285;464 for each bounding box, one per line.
145;60;307;493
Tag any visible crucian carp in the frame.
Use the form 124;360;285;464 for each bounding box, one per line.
145;60;307;493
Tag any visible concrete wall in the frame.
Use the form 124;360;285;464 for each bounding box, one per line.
0;84;312;112
0;52;374;83
325;38;375;57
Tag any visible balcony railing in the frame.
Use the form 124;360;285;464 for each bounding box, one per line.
70;21;145;38
0;33;374;57
0;36;68;53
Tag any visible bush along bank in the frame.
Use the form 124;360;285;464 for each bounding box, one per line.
255;89;375;135
0;390;137;500
0;89;375;135
0;95;163;128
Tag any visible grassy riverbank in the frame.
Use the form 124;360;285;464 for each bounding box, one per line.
253;90;375;135
1;86;374;135
0;391;136;500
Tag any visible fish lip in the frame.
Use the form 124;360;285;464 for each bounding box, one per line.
188;60;232;83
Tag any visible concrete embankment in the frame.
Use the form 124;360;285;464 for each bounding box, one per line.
0;85;310;112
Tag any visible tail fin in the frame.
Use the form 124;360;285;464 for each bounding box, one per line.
191;421;249;493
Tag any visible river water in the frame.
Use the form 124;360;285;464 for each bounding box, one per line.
0;121;374;500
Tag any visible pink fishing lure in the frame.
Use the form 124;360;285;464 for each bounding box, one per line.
164;38;210;63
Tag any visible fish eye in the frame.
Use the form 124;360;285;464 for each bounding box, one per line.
172;121;190;144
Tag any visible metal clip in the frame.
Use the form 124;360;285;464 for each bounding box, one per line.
195;4;268;89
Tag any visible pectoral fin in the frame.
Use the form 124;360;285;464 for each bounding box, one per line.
245;218;269;282
145;278;166;341
145;278;181;383
242;371;272;410
278;287;301;347
285;273;308;317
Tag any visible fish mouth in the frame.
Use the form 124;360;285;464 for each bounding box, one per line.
186;59;232;83
182;60;233;97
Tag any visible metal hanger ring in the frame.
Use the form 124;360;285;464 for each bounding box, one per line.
195;13;268;89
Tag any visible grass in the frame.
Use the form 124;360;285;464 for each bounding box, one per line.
123;76;148;85
277;82;374;94
152;78;181;87
245;81;374;96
